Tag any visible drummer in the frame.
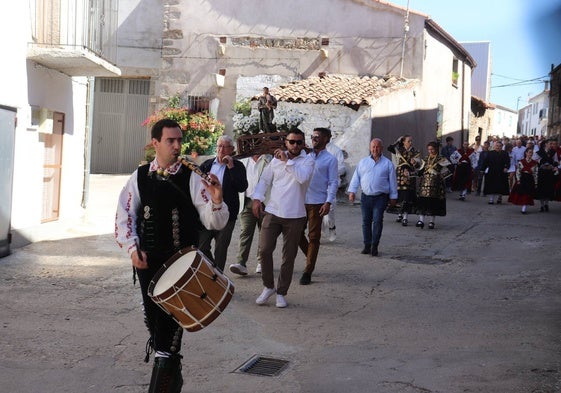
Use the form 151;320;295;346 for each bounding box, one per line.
115;118;229;392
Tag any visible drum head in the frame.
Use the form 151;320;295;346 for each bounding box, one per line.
152;250;197;297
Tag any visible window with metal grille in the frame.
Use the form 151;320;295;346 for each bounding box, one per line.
97;78;124;93
186;95;210;113
129;80;150;95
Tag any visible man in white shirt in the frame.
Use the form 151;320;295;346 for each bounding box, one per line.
324;139;346;241
252;128;315;308
511;138;527;164
229;153;271;276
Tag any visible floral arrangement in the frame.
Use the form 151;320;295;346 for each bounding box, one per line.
233;112;260;136
272;107;305;131
232;98;260;136
232;99;306;136
142;95;224;160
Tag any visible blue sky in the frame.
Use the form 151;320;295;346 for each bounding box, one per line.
390;0;561;110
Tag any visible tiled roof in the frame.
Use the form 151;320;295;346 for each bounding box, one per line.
472;95;496;109
263;74;416;106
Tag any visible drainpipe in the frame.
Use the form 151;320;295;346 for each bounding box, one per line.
82;77;95;209
461;62;466;144
399;0;411;78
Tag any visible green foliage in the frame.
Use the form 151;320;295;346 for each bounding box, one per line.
232;98;252;116
142;95;224;160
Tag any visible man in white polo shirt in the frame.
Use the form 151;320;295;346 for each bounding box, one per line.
252;128;315;308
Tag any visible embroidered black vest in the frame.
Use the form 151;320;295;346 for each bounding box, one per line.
136;164;202;263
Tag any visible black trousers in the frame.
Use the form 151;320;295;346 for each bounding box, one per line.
137;259;183;354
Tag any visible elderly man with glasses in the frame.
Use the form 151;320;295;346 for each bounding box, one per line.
252;127;315;308
198;135;248;271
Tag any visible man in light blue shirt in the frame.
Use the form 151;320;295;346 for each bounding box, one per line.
348;138;397;256
298;127;338;285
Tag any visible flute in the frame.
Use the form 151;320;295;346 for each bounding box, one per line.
178;156;217;185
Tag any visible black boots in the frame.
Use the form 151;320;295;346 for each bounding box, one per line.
148;355;183;393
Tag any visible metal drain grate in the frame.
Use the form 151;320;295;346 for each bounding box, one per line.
235;355;289;377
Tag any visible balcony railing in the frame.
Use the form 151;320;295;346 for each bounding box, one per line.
28;0;120;76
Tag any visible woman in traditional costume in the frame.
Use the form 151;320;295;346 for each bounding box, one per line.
482;140;510;204
450;141;475;201
387;135;422;226
415;141;450;229
535;140;560;212
508;148;538;214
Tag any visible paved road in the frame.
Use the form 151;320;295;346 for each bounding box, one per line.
1;174;560;393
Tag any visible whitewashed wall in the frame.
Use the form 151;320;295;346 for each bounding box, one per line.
268;101;372;177
116;0;163;77
0;2;88;229
419;31;472;142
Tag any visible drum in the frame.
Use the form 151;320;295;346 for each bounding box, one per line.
148;247;235;332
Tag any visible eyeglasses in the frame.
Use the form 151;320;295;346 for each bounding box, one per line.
217;145;233;149
286;139;303;145
311;135;321;140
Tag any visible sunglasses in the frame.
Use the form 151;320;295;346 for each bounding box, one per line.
286;139;303;145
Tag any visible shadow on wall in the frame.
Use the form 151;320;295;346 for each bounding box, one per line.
371;108;465;158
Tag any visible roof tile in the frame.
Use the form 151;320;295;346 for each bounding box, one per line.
263;74;414;106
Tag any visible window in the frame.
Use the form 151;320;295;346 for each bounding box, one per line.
186;95;210;113
452;58;459;86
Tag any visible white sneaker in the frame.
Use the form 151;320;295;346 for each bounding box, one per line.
276;294;287;308
256;287;275;305
328;227;336;242
255;263;262;274
229;263;248;276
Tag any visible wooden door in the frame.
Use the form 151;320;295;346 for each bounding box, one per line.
41;112;64;222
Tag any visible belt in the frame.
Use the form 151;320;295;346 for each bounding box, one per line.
364;193;388;197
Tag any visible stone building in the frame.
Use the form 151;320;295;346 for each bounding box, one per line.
469;96;494;143
547;63;561;139
104;0;474;173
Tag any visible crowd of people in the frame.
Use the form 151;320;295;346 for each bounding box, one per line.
383;133;561;229
114;114;560;391
438;134;561;213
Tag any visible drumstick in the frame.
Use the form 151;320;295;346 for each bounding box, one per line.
133;239;142;286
